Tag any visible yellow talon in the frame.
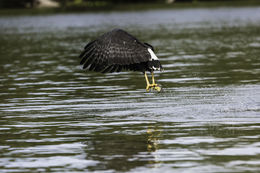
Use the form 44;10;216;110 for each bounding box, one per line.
154;85;161;92
147;84;161;92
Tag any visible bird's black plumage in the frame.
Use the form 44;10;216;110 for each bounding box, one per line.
79;29;162;73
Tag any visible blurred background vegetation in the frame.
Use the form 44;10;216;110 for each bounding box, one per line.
0;0;260;13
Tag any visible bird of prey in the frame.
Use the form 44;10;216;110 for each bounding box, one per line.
79;29;163;92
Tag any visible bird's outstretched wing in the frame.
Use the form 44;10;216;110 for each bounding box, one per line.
79;29;152;73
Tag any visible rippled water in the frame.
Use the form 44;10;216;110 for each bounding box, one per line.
0;7;260;173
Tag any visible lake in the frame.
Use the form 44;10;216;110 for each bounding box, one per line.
0;7;260;173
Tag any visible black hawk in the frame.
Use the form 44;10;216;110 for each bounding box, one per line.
79;29;163;92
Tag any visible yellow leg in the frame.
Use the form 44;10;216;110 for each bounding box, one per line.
152;71;155;85
144;71;161;92
151;71;161;92
144;72;150;91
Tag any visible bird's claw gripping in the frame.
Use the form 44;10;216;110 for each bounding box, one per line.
144;71;162;92
146;84;161;92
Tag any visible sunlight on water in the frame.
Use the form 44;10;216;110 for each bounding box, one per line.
0;7;260;173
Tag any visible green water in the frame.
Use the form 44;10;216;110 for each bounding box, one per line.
0;7;260;173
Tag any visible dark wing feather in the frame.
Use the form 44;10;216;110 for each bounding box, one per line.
79;29;151;72
80;46;94;65
144;42;154;51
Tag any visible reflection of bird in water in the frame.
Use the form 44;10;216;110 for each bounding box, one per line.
147;128;162;167
79;29;163;92
147;128;161;152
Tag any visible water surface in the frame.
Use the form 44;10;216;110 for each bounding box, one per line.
0;7;260;173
